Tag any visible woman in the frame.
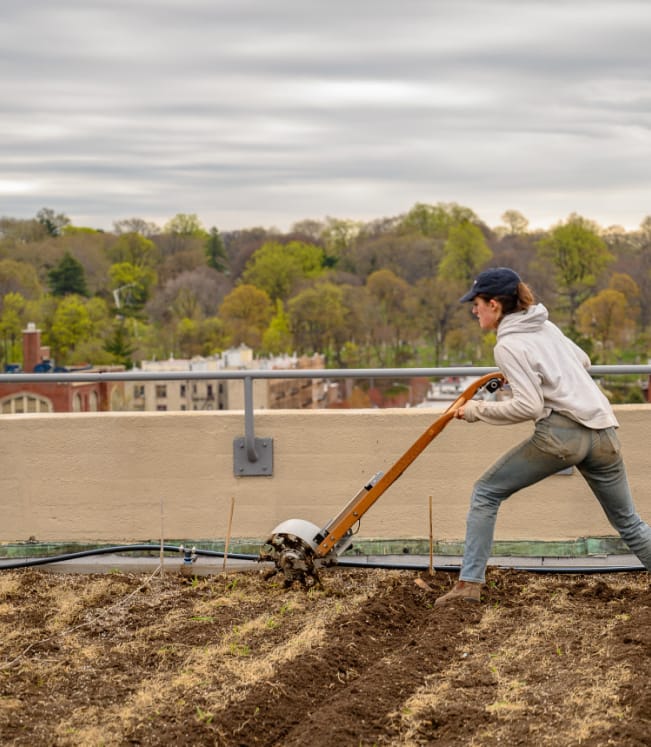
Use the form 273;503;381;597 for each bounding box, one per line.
434;267;651;606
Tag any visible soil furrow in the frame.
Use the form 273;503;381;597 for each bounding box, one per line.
0;567;648;746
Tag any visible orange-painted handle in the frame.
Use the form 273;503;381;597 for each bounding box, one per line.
315;372;505;557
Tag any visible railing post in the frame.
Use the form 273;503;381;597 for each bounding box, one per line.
232;375;273;476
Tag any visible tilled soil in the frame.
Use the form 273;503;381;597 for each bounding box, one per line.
0;566;649;746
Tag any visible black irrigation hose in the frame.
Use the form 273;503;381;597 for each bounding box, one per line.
335;557;645;574
0;544;257;570
0;543;644;574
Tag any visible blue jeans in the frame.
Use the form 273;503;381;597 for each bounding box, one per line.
460;412;651;583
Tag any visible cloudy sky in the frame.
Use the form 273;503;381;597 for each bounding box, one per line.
2;0;650;233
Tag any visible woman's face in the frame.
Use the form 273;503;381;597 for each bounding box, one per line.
472;297;502;331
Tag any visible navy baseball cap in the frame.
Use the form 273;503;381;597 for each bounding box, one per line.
459;267;521;303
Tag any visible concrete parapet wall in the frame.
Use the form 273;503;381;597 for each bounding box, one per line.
1;405;650;545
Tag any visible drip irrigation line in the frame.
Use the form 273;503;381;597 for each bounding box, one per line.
335;557;645;574
0;544;644;574
0;544;256;570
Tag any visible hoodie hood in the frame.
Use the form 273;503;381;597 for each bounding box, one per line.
497;303;549;338
484;301;616;429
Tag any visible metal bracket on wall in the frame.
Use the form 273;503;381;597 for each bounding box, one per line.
233;375;273;476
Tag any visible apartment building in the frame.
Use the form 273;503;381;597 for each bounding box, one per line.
130;345;338;411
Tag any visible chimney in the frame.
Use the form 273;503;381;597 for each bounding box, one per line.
22;323;42;372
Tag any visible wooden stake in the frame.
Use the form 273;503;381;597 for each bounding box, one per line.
159;497;165;578
223;496;235;571
428;494;434;577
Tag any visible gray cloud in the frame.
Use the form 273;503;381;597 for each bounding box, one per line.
1;0;650;232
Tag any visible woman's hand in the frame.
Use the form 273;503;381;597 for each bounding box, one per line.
455;406;465;420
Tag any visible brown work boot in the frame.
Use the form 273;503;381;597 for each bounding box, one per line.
434;580;482;606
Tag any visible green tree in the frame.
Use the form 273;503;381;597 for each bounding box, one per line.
537;215;613;328
205;227;228;272
287;282;347;358
0;292;26;365
198;316;227;356
109;262;158;313
262;300;293;355
104;319;136;368
48;295;93;362
218;284;273;348
438;222;492;285
47;251;89;297
175;317;202;358
242;240;325;302
401;202;478;238
164;213;207;238
61;226;100;236
108;232;159;268
320;217;363;268
0;259;43;299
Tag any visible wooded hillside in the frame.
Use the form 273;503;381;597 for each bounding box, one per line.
1;205;650;402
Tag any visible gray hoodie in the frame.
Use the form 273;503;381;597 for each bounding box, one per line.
463;303;618;429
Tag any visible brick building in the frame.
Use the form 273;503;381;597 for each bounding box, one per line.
0;324;124;414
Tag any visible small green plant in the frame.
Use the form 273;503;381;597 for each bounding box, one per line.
228;642;251;657
195;705;213;724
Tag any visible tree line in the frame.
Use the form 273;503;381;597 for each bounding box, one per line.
1;205;650;393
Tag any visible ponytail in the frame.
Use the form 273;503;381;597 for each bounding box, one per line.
478;281;535;317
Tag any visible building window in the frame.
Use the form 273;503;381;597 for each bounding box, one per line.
180;384;186;397
134;385;145;398
156;404;167;411
73;394;82;412
155;385;167;398
1;394;53;414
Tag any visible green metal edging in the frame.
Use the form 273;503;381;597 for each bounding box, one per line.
0;536;631;560
343;536;631;558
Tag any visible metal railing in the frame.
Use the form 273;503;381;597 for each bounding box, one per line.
2;365;650;475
